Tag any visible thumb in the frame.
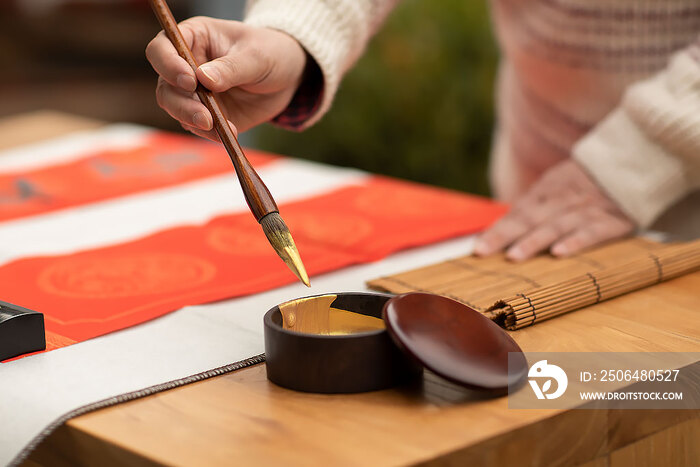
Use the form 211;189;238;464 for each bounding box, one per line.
196;52;269;93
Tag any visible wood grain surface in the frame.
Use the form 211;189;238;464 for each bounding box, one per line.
6;112;699;467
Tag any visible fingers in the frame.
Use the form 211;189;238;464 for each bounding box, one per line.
196;49;272;93
474;159;635;261
155;77;213;130
551;213;634;257
146;30;197;92
505;210;583;261
148;18;273;93
180;122;218;142
473;196;567;256
476;207;632;261
180;119;239;143
473;213;532;256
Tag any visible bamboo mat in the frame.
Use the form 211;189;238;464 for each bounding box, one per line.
367;237;700;330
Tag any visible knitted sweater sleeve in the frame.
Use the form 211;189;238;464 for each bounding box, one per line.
244;0;400;129
572;46;700;229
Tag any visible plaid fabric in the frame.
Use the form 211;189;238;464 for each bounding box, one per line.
272;53;324;130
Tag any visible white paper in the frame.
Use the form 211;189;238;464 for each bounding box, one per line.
0;235;476;466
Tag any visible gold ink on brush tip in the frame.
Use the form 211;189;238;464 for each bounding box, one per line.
284;243;311;287
260;212;311;287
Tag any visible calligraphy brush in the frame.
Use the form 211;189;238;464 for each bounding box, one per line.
149;0;310;287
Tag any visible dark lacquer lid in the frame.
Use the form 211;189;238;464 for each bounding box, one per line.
383;293;527;393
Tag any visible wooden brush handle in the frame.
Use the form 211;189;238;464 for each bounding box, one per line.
149;0;278;221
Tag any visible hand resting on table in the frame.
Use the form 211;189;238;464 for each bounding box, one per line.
474;160;635;261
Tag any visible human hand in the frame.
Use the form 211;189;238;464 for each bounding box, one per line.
146;17;307;139
474;160;635;260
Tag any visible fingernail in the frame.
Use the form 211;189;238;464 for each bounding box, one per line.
506;246;526;261
199;65;220;83
177;74;196;91
193;112;211;130
473;241;489;256
551;244;568;257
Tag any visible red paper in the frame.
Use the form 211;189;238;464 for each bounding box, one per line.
0;133;276;223
0;133;506;360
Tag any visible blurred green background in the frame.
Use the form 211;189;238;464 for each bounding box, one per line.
0;0;498;195
254;0;498;196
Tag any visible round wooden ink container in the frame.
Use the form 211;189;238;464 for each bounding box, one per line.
265;292;528;395
264;292;422;393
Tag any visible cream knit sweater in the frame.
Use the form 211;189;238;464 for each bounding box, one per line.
245;0;700;236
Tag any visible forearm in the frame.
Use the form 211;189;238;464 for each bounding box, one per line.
573;46;700;228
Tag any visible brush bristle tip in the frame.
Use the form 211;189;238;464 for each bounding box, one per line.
260;212;310;287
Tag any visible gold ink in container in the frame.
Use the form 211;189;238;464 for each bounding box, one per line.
278;294;385;336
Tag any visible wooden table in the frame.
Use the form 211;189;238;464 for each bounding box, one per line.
6;112;699;467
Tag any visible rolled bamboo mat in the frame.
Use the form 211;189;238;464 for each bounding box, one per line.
367;237;700;330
